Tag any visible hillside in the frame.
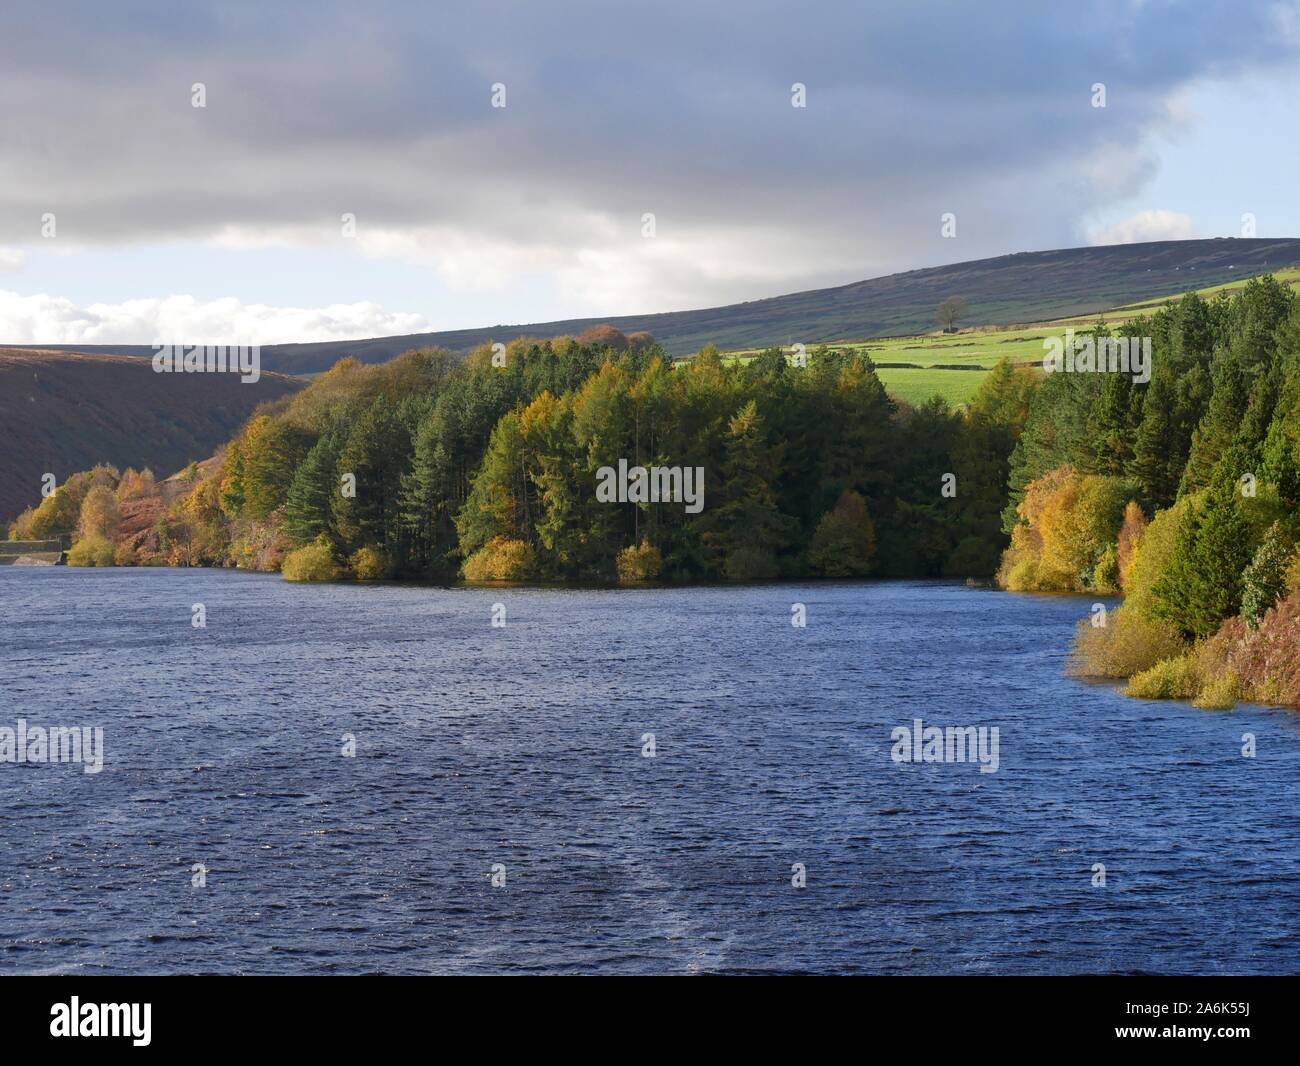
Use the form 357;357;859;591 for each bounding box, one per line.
16;238;1300;374
0;349;302;525
725;265;1300;406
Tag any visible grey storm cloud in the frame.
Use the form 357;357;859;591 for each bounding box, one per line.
1;0;1297;304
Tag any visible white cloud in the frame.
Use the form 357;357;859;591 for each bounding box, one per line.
0;248;24;272
0;291;428;345
1089;209;1197;246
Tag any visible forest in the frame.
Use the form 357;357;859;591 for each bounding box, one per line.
997;275;1300;709
11;276;1300;708
9;327;1035;585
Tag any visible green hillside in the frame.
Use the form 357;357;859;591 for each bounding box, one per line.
14;239;1300;374
719;266;1300;407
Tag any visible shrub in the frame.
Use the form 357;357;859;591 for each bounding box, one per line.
1192;672;1240;711
1092;543;1120;595
723;545;779;582
1202;592;1300;707
1002;556;1043;592
944;535;1001;578
616;540;663;584
462;537;536;582
350;545;392;581
1125;656;1202;700
112;542;140;566
1069;605;1187;678
66;535;115;567
281;537;344;582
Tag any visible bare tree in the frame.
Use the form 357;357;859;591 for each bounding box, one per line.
937;295;969;333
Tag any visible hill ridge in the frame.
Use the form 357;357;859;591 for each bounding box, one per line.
7;237;1300;374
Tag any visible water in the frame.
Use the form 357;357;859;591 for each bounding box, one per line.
1;567;1298;975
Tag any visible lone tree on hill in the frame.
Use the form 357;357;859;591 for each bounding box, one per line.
938;295;969;333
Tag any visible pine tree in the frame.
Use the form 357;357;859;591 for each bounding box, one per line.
1153;464;1253;639
701;400;796;580
1128;368;1179;506
282;431;342;546
1241;522;1295;630
332;397;412;554
1180;351;1248;495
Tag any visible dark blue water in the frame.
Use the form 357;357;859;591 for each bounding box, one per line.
2;567;1298;974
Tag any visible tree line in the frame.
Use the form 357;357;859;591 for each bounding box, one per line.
11;328;1037;585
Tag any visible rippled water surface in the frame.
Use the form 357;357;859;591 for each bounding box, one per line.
2;567;1299;974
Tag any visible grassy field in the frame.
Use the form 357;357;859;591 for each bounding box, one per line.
719;266;1300;408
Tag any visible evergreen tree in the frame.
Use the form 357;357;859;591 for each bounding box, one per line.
282;430;343;546
700;400;796;580
1153;465;1254;639
333;396;412;554
1240;521;1295;630
1180;351;1248;495
1128;368;1179;506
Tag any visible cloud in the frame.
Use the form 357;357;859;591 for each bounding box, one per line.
0;2;1297;317
0;291;428;345
1089;209;1198;246
0;248;24;272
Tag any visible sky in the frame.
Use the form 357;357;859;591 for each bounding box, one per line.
1;0;1299;345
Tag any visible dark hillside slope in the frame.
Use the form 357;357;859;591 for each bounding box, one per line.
0;349;301;525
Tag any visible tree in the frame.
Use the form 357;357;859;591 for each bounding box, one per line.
78;484;120;541
808;490;876;576
332;397;412;554
1241;521;1295;630
1180;350;1248;495
937;295;969;333
239;416;314;519
700;400;797;580
1153;468;1254;639
1128;368;1180;506
282;430;343;546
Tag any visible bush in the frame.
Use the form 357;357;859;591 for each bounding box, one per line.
944;535;1001;578
616;540;663;584
281;537;344;582
66;535;115;567
1125;656;1202;700
1066;603;1190;681
112;541;140;566
1192;672;1240;711
723;545;779;582
350;546;392;581
1200;592;1300;707
1092;543;1120;595
462;537;536;582
1069;605;1187;678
